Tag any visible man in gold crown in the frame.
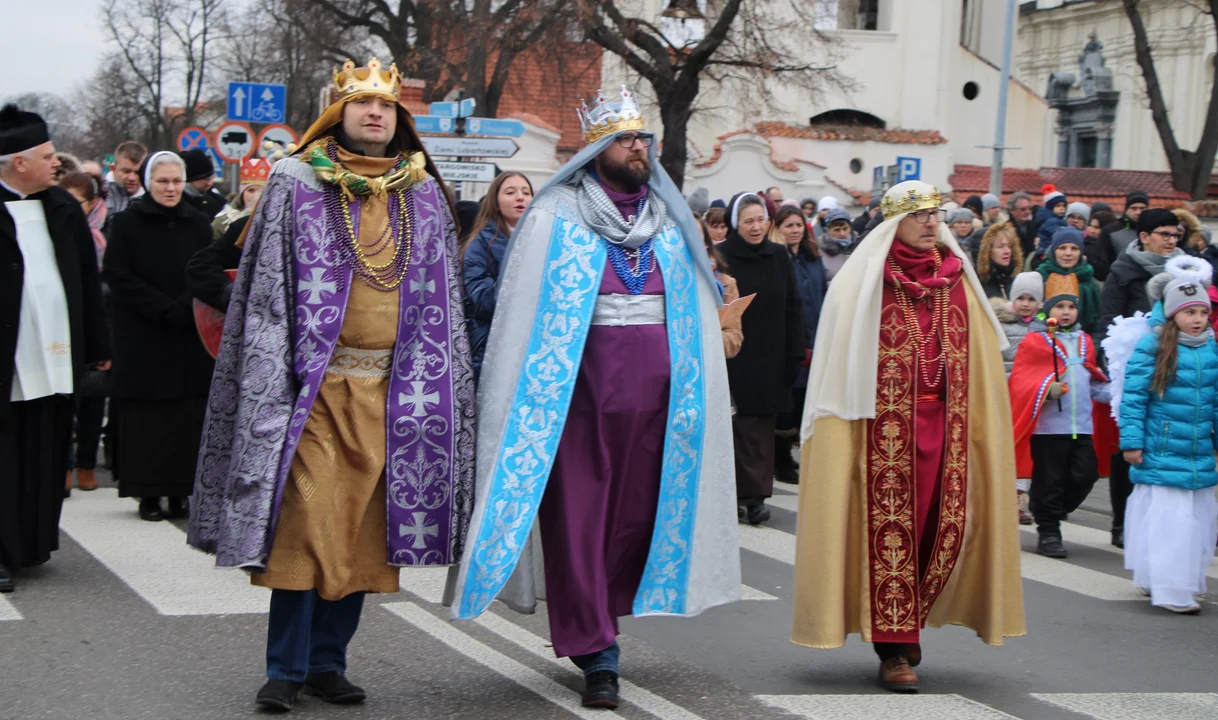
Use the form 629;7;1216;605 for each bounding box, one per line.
188;58;475;711
452;86;739;710
790;180;1026;692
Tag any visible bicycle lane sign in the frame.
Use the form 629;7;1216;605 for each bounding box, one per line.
227;82;286;123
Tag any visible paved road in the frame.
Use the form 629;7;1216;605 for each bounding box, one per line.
2;470;1216;720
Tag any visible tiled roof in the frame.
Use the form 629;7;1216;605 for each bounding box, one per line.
752;121;948;145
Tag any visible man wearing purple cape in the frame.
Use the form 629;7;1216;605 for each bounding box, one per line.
188;58;475;711
452;87;739;710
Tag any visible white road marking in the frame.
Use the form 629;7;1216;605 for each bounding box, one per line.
768;494;800;513
476;611;708;720
0;594;22;621
1031;693;1218;720
59;490;269;615
399;566;451;603
757;693;1022;719
738;524;796;565
1019;521;1218;579
383;601;605;718
1017;551;1145;601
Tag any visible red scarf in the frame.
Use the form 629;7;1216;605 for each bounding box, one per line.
884;241;964;299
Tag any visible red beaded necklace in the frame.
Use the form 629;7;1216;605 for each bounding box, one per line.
887;247;952;388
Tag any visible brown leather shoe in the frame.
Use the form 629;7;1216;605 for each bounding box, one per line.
879;656;919;693
905;643;921;667
77;468;99;491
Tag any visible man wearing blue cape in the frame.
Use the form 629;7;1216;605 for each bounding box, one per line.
452;86;740;709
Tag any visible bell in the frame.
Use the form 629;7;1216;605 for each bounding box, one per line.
661;0;705;20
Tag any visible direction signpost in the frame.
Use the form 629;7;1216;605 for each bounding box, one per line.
428;98;477;119
227;82;287;123
421;136;519;159
413;116;455;134
465;117;526;138
433;161;498;183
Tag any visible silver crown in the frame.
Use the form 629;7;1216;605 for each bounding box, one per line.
576;85;645;143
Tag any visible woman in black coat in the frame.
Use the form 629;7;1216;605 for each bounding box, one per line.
720;193;806;525
102;152;214;521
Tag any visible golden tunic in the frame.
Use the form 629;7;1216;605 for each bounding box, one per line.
252;148;403;600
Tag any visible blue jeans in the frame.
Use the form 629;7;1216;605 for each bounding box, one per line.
571;641;620;676
266;589;365;682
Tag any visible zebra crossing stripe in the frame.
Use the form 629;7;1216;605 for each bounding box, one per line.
1031;693;1218;720
757;693;1022;719
58;490;269;615
475;611;709;720
1018;522;1218;579
383;602;606;719
0;594;22;621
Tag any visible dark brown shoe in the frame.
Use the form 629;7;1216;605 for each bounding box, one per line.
879;656;919;693
905;643;921;667
77;468;99;491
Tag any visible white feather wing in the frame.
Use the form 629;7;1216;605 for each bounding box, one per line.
1100;312;1154;422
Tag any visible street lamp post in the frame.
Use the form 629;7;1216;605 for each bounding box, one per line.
989;0;1017;198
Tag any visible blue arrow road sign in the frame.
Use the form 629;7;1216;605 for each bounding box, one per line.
227;82;287;123
428;98;477;118
465;117;526;138
413;115;455;134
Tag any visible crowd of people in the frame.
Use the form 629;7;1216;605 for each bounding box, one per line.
0;57;1216;712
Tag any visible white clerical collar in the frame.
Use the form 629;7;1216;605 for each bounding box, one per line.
0;176;28;200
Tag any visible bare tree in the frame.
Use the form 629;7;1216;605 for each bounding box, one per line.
1122;0;1218;200
300;0;572;116
73;55;156;159
576;0;847;189
103;0;228;148
1;92;86;156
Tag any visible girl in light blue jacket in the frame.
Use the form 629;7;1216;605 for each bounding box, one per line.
1119;275;1218;614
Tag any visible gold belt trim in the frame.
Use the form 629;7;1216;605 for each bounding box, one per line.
327;346;393;379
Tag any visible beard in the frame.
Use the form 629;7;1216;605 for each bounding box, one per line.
598;151;651;190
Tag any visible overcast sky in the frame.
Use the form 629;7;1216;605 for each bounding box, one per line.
1;0;108;97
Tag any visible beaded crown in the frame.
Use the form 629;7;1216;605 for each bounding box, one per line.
332;57;401;103
577;85;646;144
881;182;943;220
240;157;270;185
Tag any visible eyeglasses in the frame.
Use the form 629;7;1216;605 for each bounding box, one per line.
1152;230;1183;241
616;133;654;149
909;209;946;224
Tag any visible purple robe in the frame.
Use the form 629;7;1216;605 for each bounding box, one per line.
538;182;671;658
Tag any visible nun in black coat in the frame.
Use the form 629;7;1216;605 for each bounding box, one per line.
718;192;807;525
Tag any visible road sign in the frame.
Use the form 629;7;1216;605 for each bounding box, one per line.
897;156;922;182
227;82;287;123
871;166;885;202
434;161;498;183
465;117;526;138
177;126;211;152
214;121;256;162
413;115;455;134
421;136;519;158
258;124;299;157
203;148;224;178
428;98;477;118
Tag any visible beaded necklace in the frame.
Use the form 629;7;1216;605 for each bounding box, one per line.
605;195;654;295
887;247;952;388
323;141;416;291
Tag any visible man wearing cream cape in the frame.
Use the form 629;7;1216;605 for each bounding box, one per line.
452;86;739;710
792;180;1025;693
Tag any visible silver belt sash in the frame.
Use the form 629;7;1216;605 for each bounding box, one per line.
590;294;666;327
327;346;393;379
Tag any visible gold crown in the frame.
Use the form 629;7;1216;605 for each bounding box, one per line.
881;185;943;220
332;57;401;103
577;86;646;144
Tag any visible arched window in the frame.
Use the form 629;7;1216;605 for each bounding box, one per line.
808;109;887;129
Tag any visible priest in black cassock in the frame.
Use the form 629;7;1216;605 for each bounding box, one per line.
0;105;110;593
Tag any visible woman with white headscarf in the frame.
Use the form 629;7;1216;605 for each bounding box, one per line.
719;192;807;525
102;151;214;521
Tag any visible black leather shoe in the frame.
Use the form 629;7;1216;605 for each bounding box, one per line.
746;503;771;526
256;679;303;712
304;671;366;704
1112;526;1124;549
138;498;164;522
166;496;189;519
0;564;14;593
581;670;620;710
1037;533;1068;559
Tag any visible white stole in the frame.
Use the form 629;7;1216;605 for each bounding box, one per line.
7;199;73;400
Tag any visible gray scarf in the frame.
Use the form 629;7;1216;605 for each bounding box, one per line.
1127;246;1184;275
1178;327;1214;348
574;170;667;250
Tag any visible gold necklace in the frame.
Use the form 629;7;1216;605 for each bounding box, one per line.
888;248;952;388
338;188;414;289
